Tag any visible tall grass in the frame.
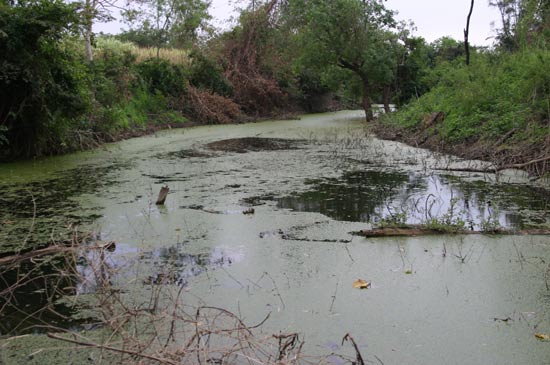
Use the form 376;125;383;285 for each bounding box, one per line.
95;38;190;65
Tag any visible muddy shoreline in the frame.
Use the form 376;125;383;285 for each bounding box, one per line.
371;118;550;178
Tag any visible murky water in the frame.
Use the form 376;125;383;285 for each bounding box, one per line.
1;111;550;364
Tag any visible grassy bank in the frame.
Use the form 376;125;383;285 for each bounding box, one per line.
374;50;550;177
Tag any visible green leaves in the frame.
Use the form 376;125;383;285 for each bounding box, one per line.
0;0;88;158
292;0;399;118
121;0;211;50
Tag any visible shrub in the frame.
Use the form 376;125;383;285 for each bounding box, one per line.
0;0;90;158
391;49;550;143
135;58;188;96
188;50;232;96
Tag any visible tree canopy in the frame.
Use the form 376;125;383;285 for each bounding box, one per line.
290;0;397;119
122;0;211;53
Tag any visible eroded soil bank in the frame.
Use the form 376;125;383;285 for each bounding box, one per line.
372;116;550;178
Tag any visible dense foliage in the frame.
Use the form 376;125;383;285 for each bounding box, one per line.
378;0;550;175
0;0;86;157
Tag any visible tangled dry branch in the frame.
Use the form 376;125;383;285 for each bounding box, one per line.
0;229;364;365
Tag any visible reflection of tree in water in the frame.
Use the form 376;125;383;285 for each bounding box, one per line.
438;175;550;227
0;254;80;335
141;245;244;286
0;163;127;252
276;170;411;222
275;170;549;228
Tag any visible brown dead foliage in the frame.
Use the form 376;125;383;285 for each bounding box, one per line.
221;0;289;116
183;86;242;124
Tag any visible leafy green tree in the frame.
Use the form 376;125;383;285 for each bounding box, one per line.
0;0;89;158
122;0;211;56
490;0;550;49
291;0;397;120
394;36;435;104
78;0;121;62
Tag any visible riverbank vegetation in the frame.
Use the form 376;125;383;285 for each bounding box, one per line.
375;0;550;177
1;0;549;176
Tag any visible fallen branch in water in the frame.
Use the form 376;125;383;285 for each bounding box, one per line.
155;185;170;205
0;241;116;266
46;333;178;365
434;154;550;175
352;225;550;238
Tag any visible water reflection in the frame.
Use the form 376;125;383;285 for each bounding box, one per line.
0;163;127;252
274;170;549;229
0;254;80;335
77;243;244;291
142;244;244;286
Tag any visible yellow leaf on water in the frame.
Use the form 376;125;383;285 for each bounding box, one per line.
352;279;371;289
535;333;550;340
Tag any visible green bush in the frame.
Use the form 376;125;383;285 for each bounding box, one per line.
136;58;188;96
391;49;550;143
188;50;232;96
0;0;90;158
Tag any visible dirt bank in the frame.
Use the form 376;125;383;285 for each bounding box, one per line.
371;118;550;178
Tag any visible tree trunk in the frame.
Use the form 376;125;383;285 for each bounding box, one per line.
383;85;391;114
84;0;94;62
362;78;373;121
464;0;475;65
85;27;93;62
337;58;373;121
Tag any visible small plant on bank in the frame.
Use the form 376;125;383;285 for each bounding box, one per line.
479;215;502;233
423;217;466;233
378;210;408;228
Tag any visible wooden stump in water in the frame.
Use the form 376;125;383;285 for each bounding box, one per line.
156;185;169;205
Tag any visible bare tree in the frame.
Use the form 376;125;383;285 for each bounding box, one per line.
81;0;124;62
464;0;475;65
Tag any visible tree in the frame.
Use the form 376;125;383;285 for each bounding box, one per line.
0;0;89;158
489;0;550;49
464;0;474;65
80;0;122;62
394;36;435;104
291;0;397;120
122;0;211;56
215;0;292;115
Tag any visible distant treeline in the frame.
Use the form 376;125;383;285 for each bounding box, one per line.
2;0;550;170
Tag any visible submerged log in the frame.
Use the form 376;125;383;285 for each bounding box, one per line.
354;225;550;238
155;185;170;205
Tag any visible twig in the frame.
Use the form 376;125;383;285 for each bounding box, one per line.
329;280;340;312
261;271;285;310
342;333;365;365
46;333;178;365
221;267;245;289
273;333;299;361
0;245;71;266
344;242;355;263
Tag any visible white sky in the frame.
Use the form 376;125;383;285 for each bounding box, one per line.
97;0;501;46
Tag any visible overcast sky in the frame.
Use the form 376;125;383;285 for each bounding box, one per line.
211;0;501;45
98;0;502;46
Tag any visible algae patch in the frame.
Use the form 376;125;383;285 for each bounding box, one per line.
205;137;304;153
